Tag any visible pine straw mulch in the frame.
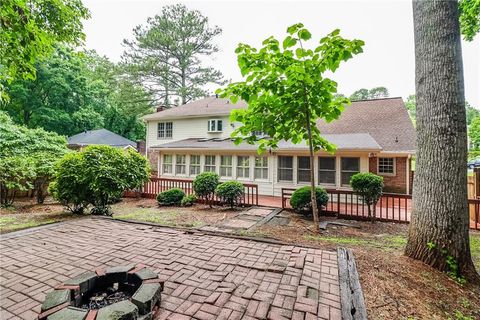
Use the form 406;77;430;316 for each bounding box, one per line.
255;210;480;320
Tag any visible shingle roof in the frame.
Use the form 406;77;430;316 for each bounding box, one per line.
68;129;136;148
317;97;415;152
151;133;382;151
145;96;415;153
142;97;247;120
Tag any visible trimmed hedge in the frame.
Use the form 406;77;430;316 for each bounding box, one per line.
157;188;185;206
290;186;329;215
193;172;219;207
215;181;245;208
181;194;197;207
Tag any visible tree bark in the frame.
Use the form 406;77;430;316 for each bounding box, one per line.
305;108;320;232
405;0;478;279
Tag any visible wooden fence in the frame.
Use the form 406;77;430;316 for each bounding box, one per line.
127;177;259;206
282;188;480;230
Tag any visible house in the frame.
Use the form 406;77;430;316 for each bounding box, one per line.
67;129;138;151
143;96;415;196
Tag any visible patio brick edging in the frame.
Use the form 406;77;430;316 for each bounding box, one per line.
37;264;164;320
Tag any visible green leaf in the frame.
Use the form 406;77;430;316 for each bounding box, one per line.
282;36;297;49
298;29;312;41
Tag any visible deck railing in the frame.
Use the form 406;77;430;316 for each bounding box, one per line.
128;177;259;206
281;187;480;230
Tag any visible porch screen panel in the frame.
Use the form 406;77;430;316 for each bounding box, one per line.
162;154;173;174
237;156;250;178
297;156;311;183
220;156;233;177
175;155;186;174
278;156;293;181
204;155;216;172
341;157;360;186
319;157;336;185
189;155;201;175
254;156;268;180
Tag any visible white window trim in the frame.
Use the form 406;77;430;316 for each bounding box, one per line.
162;154;173;175
220;155;233;177
175;154;186;176
157;122;173;140
236;155;251;180
204;155;217;173
189;155;201;177
377;157;396;176
207;119;223;133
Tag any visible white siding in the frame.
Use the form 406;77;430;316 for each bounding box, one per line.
146;116;235;148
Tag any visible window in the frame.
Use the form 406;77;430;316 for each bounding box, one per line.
220;156;233;177
162;154;173;174
189;155;201;175
341;157;360;186
175;155;186;175
378;157;395;175
237;156;250;178
297;156;311;183
278;156;293;181
208;119;223;132
254;156;268;180
319;157;336;185
158;122;173;139
204;155;216;172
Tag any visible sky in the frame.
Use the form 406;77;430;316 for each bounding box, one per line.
82;0;480;106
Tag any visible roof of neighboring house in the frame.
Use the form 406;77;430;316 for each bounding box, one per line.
67;129;136;148
145;96;415;153
150;133;382;151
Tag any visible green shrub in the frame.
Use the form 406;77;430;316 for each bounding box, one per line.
290;186;329;215
350;172;383;221
50;145;151;215
193;172;219;207
157;188;185;206
215;181;245;208
181;194;197;207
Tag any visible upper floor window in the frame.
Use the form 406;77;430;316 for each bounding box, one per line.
175;155;186;175
208;119;223;132
204;155;216;172
254;156;268;180
158;122;173;139
319;157;336;185
378;157;395;175
297;156;311;183
220;156;233;177
278;156;293;182
341;157;360;186
162;154;173;174
189;155;201;176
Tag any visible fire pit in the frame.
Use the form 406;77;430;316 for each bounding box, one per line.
37;264;163;320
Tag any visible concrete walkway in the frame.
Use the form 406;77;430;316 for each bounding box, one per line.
0;219;341;320
200;207;280;233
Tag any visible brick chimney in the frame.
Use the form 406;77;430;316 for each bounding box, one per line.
156;105;166;112
136;140;146;155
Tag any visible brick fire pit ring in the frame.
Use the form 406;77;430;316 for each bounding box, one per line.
37;264;163;320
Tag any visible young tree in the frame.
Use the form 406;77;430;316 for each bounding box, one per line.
218;23;364;231
405;0;478;280
122;4;226;106
0;0;90;98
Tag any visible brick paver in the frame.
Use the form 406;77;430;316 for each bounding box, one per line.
0;219;341;319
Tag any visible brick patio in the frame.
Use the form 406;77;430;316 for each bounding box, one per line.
0;219;341;320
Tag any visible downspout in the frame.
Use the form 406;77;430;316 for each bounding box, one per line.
406;154;411;194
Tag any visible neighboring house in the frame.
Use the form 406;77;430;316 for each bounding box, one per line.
143;96;416;195
68;129;138;151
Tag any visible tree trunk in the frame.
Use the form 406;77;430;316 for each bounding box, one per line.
305;109;320;232
405;0;478;279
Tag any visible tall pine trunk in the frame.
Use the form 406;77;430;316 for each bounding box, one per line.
405;0;477;279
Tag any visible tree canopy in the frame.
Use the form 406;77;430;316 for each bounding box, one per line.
349;87;389;101
459;0;480;41
1;46;153;140
0;0;90;99
122;4;226;106
218;23;364;230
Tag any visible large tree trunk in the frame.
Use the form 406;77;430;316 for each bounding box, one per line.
405;0;477;279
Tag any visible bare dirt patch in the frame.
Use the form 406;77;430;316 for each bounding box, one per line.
111;197;241;228
256;210;480;320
